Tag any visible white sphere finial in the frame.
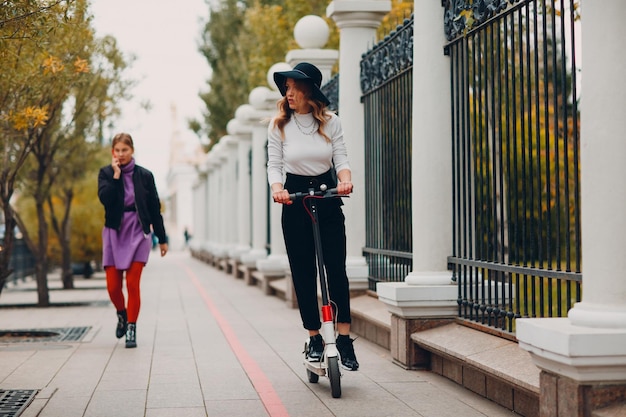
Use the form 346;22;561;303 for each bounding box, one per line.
249;86;270;109
294;15;329;49
267;62;292;90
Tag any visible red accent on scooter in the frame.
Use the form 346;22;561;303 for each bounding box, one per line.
321;305;333;322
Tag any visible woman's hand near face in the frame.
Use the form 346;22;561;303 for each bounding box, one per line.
111;157;121;179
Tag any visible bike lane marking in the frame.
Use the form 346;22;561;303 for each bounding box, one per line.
181;262;290;417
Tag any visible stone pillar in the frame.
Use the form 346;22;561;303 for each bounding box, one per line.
240;86;279;268
227;115;253;262
376;0;456;368
256;63;292;276
201;152;216;258
517;2;626;415
190;169;207;251
206;145;226;260
220;136;239;261
328;0;390;290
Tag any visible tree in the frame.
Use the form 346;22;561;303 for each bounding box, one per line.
241;0;338;88
17;146;109;284
43;35;132;289
0;0;75;294
0;0;132;301
192;0;251;147
191;0;412;149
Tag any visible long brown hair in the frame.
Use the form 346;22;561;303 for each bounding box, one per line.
272;79;331;143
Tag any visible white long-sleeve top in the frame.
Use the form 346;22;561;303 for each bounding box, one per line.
266;112;350;186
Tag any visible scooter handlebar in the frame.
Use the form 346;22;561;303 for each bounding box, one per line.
289;187;339;201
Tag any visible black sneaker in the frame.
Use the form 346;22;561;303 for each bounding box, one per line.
306;334;324;362
336;335;359;371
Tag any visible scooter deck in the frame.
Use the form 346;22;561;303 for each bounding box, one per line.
304;360;327;376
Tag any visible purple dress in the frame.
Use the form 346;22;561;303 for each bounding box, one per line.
102;159;152;270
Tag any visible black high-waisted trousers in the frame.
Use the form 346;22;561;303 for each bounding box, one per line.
281;170;352;330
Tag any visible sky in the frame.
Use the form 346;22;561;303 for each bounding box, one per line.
90;0;210;192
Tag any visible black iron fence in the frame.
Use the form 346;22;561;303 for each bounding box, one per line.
361;17;414;291
321;75;339;114
444;0;581;334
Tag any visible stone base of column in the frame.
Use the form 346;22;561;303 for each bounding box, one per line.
345;256;369;292
518;318;626;416
240;248;267;268
376;281;458;318
377;274;458;368
389;315;455;369
256;254;289;274
228;245;251;261
539;371;626;417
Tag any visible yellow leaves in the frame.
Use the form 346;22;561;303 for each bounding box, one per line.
42;55;90;75
5;106;50;131
73;57;89;74
457;9;475;34
42;55;65;75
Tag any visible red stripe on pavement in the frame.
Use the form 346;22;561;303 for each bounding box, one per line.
181;263;290;417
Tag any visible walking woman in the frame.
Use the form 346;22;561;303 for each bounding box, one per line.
98;132;168;348
267;62;359;370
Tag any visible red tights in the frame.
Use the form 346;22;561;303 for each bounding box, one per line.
105;262;144;323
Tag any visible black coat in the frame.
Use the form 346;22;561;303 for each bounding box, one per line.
98;164;167;244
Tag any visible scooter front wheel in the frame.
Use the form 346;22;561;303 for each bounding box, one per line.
328;356;341;398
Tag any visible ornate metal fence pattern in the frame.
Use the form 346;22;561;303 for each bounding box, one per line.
444;0;582;334
361;17;414;291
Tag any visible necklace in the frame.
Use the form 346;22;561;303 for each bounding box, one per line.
293;114;318;135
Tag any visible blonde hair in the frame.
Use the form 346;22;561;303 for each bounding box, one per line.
272;79;331;143
111;132;134;149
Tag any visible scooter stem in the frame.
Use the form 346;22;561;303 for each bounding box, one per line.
321;320;337;358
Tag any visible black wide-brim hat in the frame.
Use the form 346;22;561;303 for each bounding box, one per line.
273;62;330;106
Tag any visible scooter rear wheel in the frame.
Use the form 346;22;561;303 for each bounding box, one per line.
328;356;341;398
307;368;319;383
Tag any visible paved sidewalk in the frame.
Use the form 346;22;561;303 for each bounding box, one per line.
0;252;515;417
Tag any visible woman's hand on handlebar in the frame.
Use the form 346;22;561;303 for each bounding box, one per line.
337;180;353;195
272;189;293;205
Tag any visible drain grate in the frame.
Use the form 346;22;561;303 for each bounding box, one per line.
0;327;91;343
0;390;37;417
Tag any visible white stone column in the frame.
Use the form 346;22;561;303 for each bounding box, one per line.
328;0;390;289
190;170;207;251
240;86;278;267
227;115;253;260
517;1;626;383
166;164;196;250
205;147;223;257
256;63;292;275
201;163;213;257
207;141;230;258
377;0;456;317
222;136;239;253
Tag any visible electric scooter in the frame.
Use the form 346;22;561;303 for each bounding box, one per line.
289;184;345;399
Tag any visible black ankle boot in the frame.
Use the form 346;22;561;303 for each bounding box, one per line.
116;310;127;339
125;323;137;348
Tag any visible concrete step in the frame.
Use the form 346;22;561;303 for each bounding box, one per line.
349;294;391;350
412;322;540;416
